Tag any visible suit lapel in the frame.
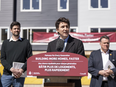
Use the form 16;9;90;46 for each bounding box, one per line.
109;50;113;61
98;49;103;69
99;49;112;69
64;35;74;52
54;38;59;52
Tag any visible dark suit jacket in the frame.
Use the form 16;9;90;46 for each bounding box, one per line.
47;35;85;56
88;49;116;87
47;35;85;87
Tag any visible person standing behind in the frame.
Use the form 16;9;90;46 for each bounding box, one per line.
47;17;85;87
1;21;32;87
88;35;116;87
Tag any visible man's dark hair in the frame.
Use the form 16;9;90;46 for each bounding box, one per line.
10;21;21;29
100;35;109;42
55;17;70;29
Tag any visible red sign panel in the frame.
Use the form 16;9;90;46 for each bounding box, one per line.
27;52;88;76
33;32;116;43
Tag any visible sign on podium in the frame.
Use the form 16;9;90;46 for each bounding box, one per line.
27;52;88;87
27;52;88;77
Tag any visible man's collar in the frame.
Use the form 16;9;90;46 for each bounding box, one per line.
9;36;22;42
60;35;69;42
101;49;109;54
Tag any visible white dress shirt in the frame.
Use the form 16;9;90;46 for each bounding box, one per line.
9;36;22;42
101;49;109;81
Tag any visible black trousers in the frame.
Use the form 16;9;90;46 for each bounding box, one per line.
101;81;109;87
67;79;81;87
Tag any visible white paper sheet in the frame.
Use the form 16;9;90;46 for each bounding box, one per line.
12;62;27;77
104;60;115;70
104;60;115;79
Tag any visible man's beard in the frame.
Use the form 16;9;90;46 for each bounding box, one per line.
13;32;20;36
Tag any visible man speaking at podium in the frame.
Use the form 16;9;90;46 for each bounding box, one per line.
47;17;85;87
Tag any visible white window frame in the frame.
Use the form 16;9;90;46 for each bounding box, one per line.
58;0;69;11
0;27;10;44
21;27;78;45
89;26;116;33
20;28;30;40
89;0;110;10
87;26;116;51
21;0;42;12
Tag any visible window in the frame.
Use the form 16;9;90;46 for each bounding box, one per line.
21;27;77;44
70;29;76;32
21;0;42;12
0;28;9;43
90;0;109;9
22;29;30;41
58;0;69;11
49;29;56;33
101;28;116;32
21;28;47;43
91;28;98;32
90;27;116;33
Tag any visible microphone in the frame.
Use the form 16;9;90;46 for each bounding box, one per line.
56;39;64;52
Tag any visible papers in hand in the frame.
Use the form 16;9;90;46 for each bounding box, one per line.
104;60;115;78
12;62;27;77
104;60;115;70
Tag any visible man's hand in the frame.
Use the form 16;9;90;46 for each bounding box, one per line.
10;68;24;78
10;67;20;78
99;69;114;77
106;69;113;75
17;69;24;78
99;70;110;77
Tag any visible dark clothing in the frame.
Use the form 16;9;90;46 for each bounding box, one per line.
101;81;109;87
1;38;32;75
88;49;116;87
47;35;85;56
0;73;2;87
47;35;85;87
0;80;2;87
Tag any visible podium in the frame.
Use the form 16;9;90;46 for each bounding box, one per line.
27;52;88;87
